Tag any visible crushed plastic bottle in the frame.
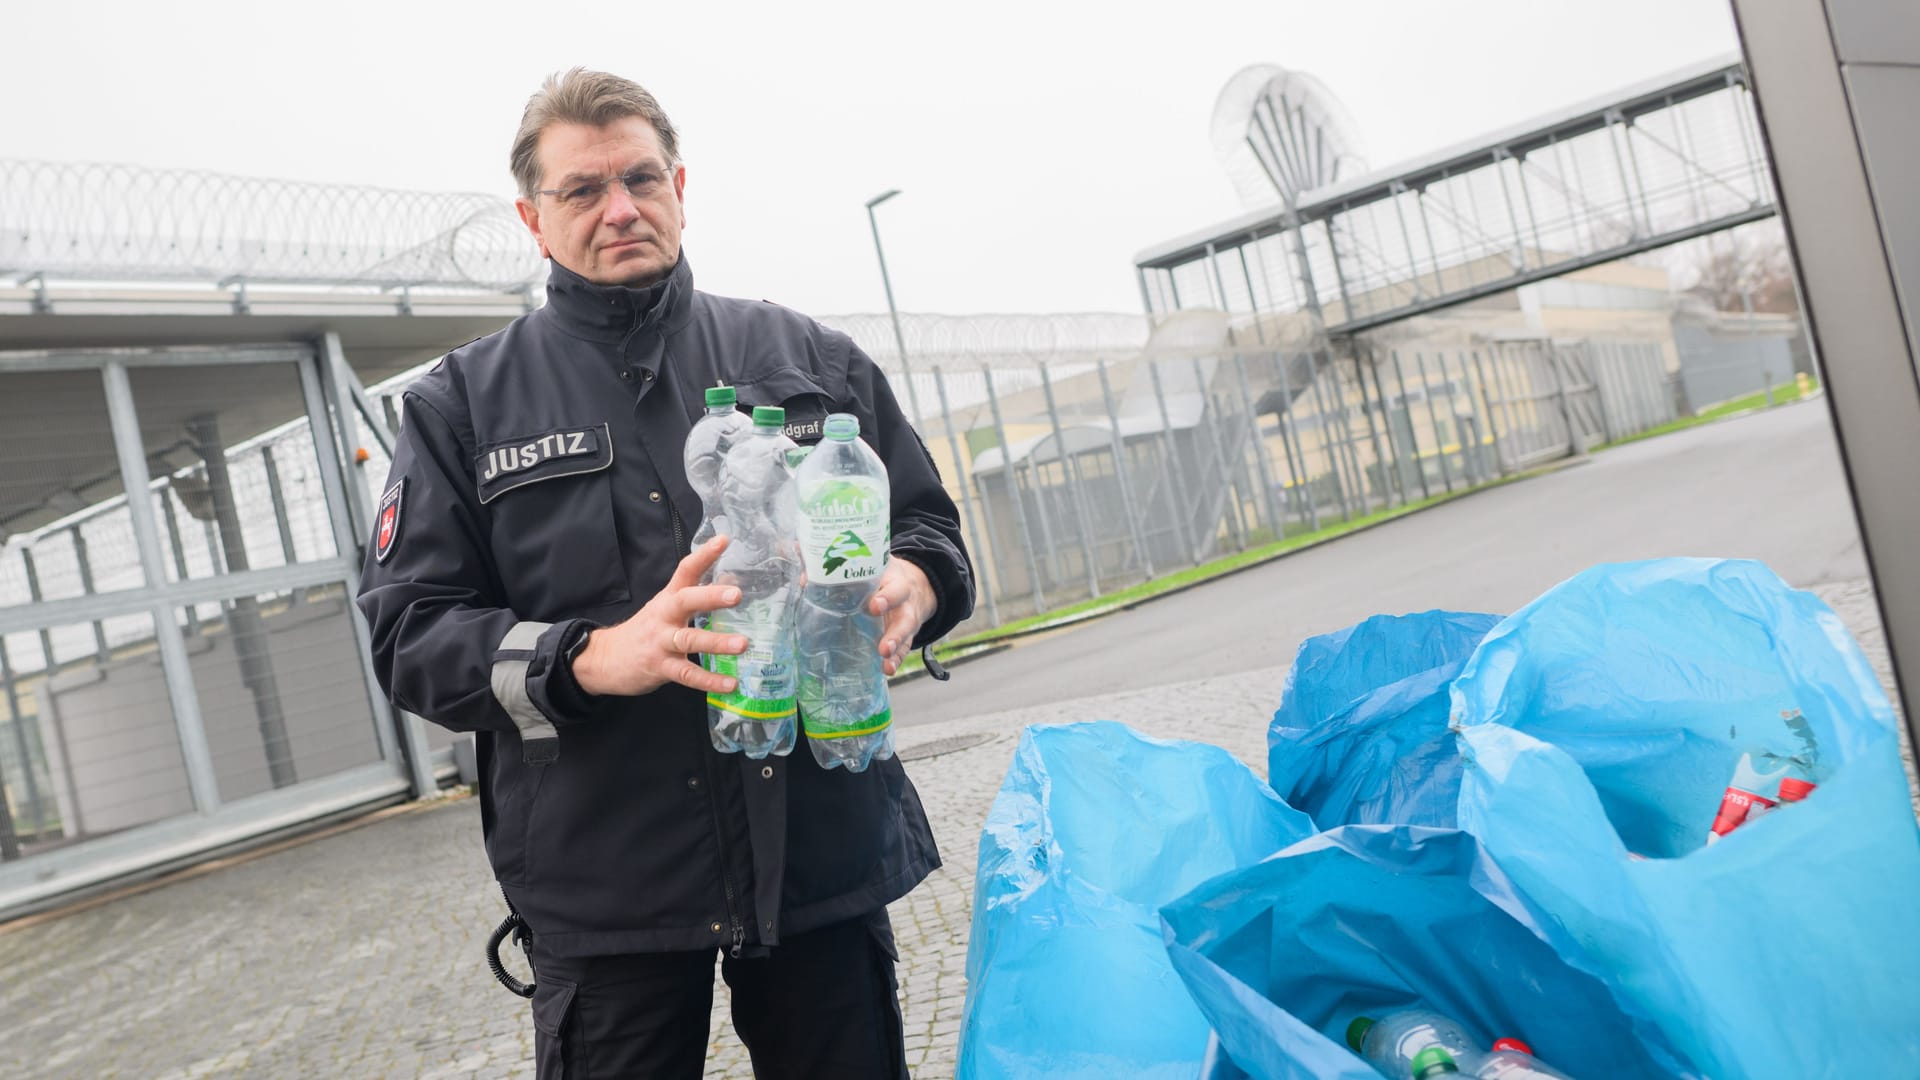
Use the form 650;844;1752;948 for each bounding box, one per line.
1707;752;1789;844
1710;709;1824;844
793;412;895;772
701;405;800;758
1348;1012;1477;1080
683;383;752;551
1474;1039;1573;1079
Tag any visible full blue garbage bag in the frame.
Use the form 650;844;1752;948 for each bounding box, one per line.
1161;826;1696;1080
957;720;1316;1080
1453;558;1920;1078
1268;611;1501;829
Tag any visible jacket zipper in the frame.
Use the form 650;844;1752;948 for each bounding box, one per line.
670;503;688;556
700;756;747;958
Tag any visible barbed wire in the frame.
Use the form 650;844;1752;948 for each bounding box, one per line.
0;159;544;292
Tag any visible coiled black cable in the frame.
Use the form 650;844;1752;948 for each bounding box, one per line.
485;890;536;998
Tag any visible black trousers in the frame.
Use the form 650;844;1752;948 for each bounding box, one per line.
527;911;910;1079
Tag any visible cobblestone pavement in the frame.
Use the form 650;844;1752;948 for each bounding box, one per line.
0;575;1900;1079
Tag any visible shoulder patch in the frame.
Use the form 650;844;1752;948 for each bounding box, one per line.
374;478;405;564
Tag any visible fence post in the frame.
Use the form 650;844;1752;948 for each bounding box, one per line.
1039;363;1101;599
1327;353;1372;514
1547;344;1589;460
1146;359;1203;565
1190;357;1247;550
1366;355;1412;504
1390;351;1433;501
1414;352;1456;493
932;366;998;627
1304;353;1355;521
1095;359;1156;581
1469;350;1510;476
1352;349;1396;509
982;365;1048;614
1270;352;1319;532
1231;353;1285;536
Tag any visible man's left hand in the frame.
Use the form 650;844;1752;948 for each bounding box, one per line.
869;558;936;677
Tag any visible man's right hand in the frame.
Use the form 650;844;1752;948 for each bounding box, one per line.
571;536;747;697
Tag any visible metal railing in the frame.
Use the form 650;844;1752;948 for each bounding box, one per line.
1138;57;1776;335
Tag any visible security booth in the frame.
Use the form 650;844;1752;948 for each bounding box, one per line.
0;162;540;918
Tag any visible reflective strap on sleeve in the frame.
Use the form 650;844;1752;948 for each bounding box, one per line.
492;620;559;765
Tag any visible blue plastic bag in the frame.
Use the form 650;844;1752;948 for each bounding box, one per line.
1269;611;1500;829
1453;558;1920;1077
1161;826;1695;1080
958;720;1317;1080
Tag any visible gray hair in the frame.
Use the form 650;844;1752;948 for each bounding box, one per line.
509;68;680;199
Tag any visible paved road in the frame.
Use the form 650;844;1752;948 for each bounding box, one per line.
897;400;1867;726
0;399;1895;1079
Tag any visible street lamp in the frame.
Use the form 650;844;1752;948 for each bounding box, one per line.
865;189;923;426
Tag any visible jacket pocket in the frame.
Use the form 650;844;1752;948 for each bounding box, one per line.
480;427;630;617
486;754;545;887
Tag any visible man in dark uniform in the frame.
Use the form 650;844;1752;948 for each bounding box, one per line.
356;67;973;1079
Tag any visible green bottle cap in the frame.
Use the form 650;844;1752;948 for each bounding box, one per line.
705;385;736;407
1410;1047;1458;1077
824;413;860;441
752;405;785;427
1345;1017;1376;1051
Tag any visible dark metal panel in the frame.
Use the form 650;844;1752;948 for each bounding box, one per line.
1730;0;1920;730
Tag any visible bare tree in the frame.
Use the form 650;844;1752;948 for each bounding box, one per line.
1680;227;1799;313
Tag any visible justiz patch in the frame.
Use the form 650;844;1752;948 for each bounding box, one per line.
475;423;613;504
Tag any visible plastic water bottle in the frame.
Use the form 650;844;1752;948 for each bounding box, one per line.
793;413;894;772
1348;1012;1478;1079
1704;749;1789;841
683;383;751;550
702;406;800;758
1474;1039;1573;1079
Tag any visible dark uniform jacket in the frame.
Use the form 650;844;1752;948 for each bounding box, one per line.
356;255;973;959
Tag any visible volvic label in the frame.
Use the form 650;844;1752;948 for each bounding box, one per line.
704;605;797;720
798;477;888;584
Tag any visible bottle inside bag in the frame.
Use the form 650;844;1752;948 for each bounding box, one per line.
701;406;800;758
1707;715;1821;845
1348;1011;1477;1079
794;413;895;772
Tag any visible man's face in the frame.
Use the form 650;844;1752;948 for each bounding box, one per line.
515;117;688;288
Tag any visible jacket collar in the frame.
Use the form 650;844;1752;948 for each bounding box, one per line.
541;252;695;342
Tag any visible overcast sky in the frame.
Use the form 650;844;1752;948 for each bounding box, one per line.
5;0;1740;315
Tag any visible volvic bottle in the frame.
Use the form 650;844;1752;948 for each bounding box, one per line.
683;383;751;552
793;413;894;772
702;406;800;758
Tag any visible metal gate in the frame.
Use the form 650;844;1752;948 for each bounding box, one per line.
0;341;431;918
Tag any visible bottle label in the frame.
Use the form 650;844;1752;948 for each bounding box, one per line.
1707;785;1777;842
799;477;888;585
802;706;892;740
704;605;796;720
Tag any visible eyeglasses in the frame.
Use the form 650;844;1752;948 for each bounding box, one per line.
534;167;674;213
